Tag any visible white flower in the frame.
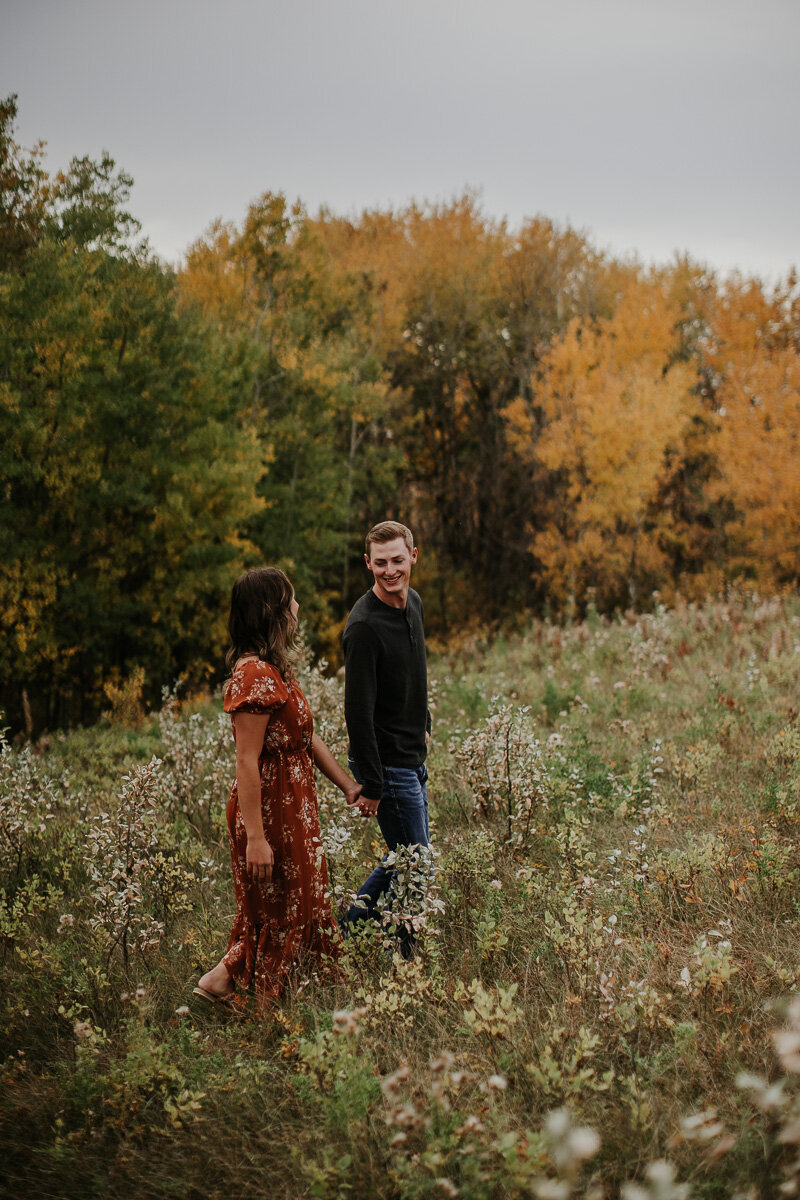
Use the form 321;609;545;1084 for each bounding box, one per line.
566;1125;601;1160
175;1005;190;1016
486;1074;507;1091
332;1008;365;1036
381;1062;410;1100
435;1180;459;1198
545;1108;571;1138
646;1160;680;1184
736;1071;787;1110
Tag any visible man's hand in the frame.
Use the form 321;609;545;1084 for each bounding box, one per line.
246;835;274;884
351;793;380;818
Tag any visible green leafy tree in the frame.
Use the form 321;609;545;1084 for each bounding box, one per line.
0;99;263;730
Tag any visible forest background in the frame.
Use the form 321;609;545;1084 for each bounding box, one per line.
2;94;799;733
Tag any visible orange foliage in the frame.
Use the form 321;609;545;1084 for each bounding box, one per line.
510;274;698;607
705;277;800;585
179;190;799;618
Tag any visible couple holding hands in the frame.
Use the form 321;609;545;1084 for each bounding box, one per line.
195;521;431;1009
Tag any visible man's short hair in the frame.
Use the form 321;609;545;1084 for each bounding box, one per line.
365;521;414;556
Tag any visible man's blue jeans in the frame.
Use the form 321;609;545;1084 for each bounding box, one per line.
342;760;430;952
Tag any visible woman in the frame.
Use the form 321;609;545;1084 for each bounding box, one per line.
194;567;361;1009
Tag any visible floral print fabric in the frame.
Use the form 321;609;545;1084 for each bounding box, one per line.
222;658;338;1007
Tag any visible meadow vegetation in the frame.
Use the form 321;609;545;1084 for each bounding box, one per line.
3;590;800;1198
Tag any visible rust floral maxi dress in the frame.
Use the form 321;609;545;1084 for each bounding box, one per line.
222;658;338;1006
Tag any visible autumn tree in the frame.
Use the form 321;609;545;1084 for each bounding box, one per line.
179;197;404;655
507;273;698;610
383;200;611;622
702;274;800;586
384;196;517;622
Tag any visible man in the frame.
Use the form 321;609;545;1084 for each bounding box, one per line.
342;520;431;949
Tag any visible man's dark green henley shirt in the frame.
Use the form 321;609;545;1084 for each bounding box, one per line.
342;587;430;801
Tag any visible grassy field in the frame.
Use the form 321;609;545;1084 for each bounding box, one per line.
3;591;800;1199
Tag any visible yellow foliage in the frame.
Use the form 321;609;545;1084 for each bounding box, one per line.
519;274;697;607
103;667;147;728
706;277;800;584
178;220;245;326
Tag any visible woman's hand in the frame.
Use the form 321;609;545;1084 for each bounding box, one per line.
246;835;274;884
343;780;363;808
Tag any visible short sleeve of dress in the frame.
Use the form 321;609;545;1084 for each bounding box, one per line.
224;659;290;716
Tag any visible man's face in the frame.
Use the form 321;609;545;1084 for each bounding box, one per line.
365;537;417;599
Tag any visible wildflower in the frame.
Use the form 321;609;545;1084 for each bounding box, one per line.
679;1109;724;1141
736;1071;787;1110
486;1074;507;1091
643;1160;687;1198
381;1062;410;1100
544;1108;601;1174
58;914;74;932
175;1005;190;1016
73;1022;93;1040
773;1028;800;1074
389;1102;421;1129
457;1114;485;1134
489;879;502;890
435;1180;459;1198
332;1008;365;1036
567;1125;601;1160
532;1183;569;1200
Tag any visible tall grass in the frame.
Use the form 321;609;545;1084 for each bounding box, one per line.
3;592;800;1198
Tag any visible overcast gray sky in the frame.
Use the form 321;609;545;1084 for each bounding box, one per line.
3;0;798;280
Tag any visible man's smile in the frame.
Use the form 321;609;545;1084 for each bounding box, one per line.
365;534;418;609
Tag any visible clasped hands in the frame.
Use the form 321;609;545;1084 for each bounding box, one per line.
245;781;377;885
344;781;379;818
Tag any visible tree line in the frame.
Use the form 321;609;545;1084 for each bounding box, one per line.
2;96;798;731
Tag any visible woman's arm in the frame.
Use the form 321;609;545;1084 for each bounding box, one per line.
232;712;274;883
312;733;362;807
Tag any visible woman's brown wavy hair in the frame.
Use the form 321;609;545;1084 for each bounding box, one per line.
225;567;297;681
